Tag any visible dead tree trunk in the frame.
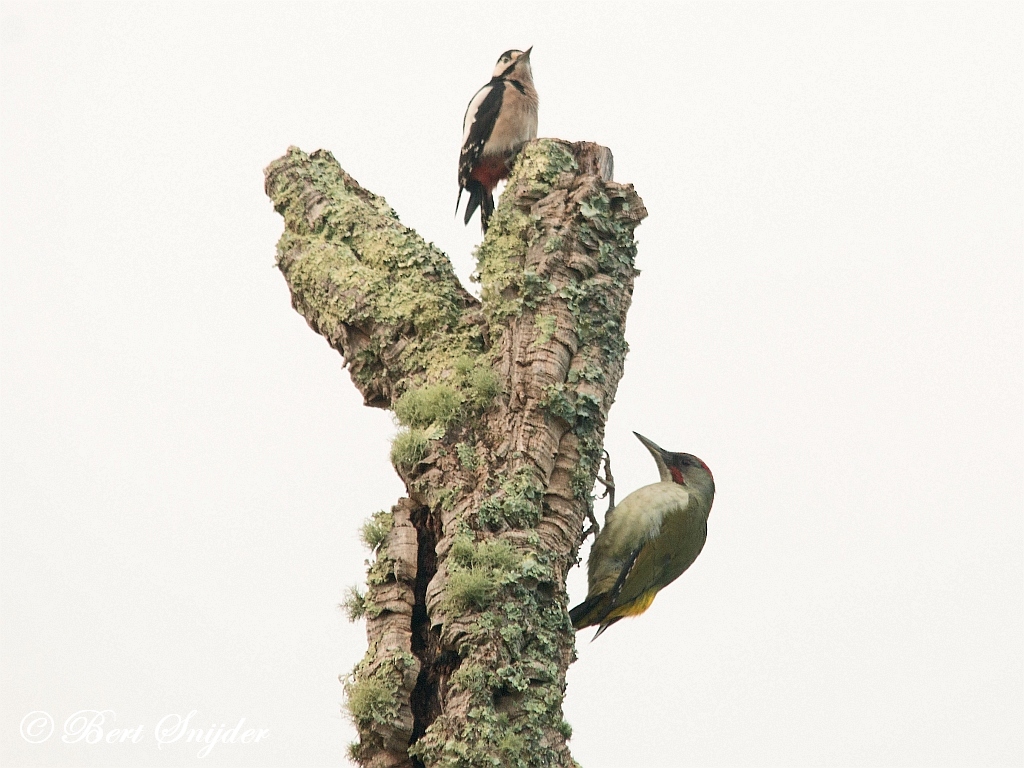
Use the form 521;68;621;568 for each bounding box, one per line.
265;139;646;767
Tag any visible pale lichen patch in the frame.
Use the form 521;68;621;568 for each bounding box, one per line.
265;140;647;768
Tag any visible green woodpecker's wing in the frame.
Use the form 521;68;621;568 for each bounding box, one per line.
606;545;644;604
572;482;700;632
611;500;708;611
585;482;691;595
569;544;642;629
585;542;659;638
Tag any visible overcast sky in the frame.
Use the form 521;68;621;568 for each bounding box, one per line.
1;2;1021;767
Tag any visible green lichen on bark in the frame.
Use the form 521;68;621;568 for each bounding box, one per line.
443;535;524;612
395;384;463;428
472;141;577;334
346;674;398;727
477;468;545;530
412;538;570;768
266;146;486;409
342;585;369;621
393;360;503;435
344;511;394;622
266;139;646;768
408;140;642;766
390;426;437;468
465;365;502;408
360;510;394;552
455;442;480;470
345;649;418;732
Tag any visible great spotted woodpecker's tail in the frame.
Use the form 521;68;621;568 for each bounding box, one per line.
479;188;495;232
460;179;494;233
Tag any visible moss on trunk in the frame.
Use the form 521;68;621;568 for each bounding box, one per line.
265;139;646;767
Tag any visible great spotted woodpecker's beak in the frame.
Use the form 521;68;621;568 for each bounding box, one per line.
521;46;533;61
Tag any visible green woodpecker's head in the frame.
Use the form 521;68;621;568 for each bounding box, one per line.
633;432;716;500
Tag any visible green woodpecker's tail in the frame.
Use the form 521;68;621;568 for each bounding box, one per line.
570;583;659;638
569;594;609;630
570;595;625;640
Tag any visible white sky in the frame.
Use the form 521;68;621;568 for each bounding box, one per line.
1;2;1021;767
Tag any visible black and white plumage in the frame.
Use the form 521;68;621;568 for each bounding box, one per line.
457;48;539;232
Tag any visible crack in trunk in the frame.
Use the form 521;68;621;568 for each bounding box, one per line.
408;505;458;766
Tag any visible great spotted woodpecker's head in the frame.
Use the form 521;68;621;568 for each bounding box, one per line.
491;47;534;84
633;432;716;501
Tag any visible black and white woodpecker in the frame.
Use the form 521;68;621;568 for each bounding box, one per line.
570;433;716;639
457;48;539;232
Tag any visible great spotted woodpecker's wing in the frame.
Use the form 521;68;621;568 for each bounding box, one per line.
458;79;504;191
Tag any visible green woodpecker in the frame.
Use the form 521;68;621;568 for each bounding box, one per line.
569;432;715;638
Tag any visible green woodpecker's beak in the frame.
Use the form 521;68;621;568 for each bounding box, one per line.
633;432;671;482
633;432;665;456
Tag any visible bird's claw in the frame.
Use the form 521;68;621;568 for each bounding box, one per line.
583;450;616;543
594;449;615;511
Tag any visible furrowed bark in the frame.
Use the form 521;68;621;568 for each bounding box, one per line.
265;140;646;767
